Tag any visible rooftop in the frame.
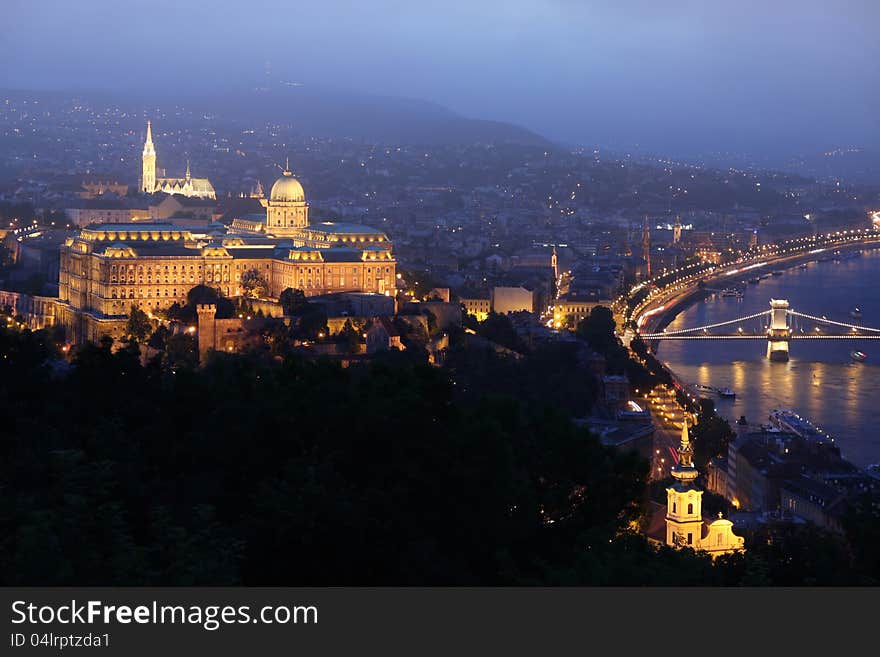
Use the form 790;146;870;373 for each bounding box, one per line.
308;222;386;236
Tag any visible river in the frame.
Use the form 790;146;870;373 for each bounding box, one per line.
657;248;880;467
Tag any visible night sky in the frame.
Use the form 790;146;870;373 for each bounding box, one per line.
3;0;878;157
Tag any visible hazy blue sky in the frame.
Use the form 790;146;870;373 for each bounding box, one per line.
3;0;878;157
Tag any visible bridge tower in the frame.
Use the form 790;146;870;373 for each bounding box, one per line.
767;299;791;362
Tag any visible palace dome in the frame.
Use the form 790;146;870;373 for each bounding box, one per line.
270;170;305;203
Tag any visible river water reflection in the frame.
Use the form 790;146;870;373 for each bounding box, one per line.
657;249;880;467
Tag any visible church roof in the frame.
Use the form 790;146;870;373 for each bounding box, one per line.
155;177;216;198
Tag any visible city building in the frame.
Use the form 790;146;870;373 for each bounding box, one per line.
366;316;404;354
65;199;150;226
54;169;396;344
148;195;218;221
553;291;608;328
459;291;491;321
492;285;537;315
707;425;871;532
79;180;130;199
141;121;216;199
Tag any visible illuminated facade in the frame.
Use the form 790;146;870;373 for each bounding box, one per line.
460;296;491;322
666;420;744;557
552;293;606;328
57;171;396;344
141;121;216;199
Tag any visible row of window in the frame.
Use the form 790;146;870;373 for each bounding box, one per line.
110;264;202;274
108;286;233;302
110;277;198;284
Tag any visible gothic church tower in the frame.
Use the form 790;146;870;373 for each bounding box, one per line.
142;120;156;194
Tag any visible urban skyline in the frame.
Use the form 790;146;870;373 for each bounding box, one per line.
2;1;880;590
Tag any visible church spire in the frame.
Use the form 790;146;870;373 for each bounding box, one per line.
679;420;692;466
142;119;156;194
185;159;191;180
671;415;698;484
283;157;291;176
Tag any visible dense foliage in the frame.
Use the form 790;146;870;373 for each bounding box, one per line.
0;326;646;585
2;324;879;585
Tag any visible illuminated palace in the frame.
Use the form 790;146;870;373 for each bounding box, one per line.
57;168;396;344
141;121;216;199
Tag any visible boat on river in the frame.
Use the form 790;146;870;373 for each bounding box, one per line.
851;350;867;362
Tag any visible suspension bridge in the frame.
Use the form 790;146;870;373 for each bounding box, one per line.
633;299;880;361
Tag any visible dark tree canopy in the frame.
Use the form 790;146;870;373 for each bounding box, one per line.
165;285;236;322
240;268;269;299
2;324;878;586
125;305;152;342
476;312;526;352
279;288;308;315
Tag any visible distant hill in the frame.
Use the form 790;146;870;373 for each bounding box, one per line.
0;84;550;147
781;148;880;186
202;83;551;146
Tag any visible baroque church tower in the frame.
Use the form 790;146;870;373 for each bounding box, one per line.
142;120;156;194
666;420;704;548
665;418;745;556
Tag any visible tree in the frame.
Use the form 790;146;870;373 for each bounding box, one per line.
279;288;308;315
254;317;291;356
147;324;170;350
3;324;878;586
461;310;479;331
125;305;152;342
423;309;438;336
295;308;328;341
576;306;619;356
476;312;526;352
336;319;361;353
164;333;198;370
691;413;735;471
241;269;269;299
179;285;235;320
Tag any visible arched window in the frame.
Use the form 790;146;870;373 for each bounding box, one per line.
687;503;693;515
672;502;676;513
